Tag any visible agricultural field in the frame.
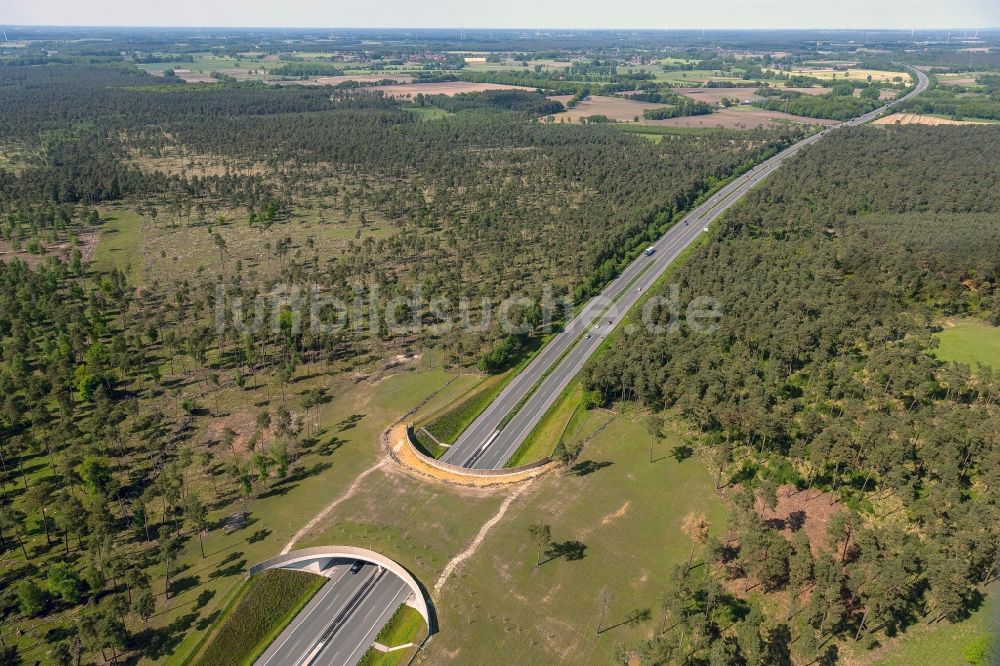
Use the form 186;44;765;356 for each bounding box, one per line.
138;54;272;81
873;112;996;125
645;105;836;129
544;93;836;127
375;80;534;97
768;67;905;82
544;94;666;122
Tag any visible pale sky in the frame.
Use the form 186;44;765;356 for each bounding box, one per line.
3;0;999;30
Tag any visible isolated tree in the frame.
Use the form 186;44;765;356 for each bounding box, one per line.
528;522;552;566
681;512;710;571
185;493;209;558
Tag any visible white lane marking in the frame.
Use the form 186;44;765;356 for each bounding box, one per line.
258;567;350;666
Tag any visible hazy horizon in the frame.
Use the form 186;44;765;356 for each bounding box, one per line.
4;0;1000;32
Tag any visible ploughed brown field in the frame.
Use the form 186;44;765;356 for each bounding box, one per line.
545;94;665;122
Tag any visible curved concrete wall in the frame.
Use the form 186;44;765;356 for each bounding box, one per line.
405;426;554;477
249;545;435;633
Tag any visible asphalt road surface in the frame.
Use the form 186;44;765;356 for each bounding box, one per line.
255;563;410;666
442;67;929;470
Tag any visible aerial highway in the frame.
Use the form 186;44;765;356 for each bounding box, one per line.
257;69;929;666
256;562;410;666
441;67;929;470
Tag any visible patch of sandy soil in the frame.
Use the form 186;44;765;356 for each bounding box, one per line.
376;81;533;98
0;228;97;267
600;500;631;525
753;484;844;555
873;112;993;126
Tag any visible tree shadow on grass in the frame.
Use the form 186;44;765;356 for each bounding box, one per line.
247;528;271;544
257;484;297;499
195;589;215;611
195;609;221;632
598;607;652;634
316;436;347;457
141;611;199;660
570;460;613;477
337;414;365;432
169;574;200;597
542;540;587;564
209;558;246;579
671;445;693;462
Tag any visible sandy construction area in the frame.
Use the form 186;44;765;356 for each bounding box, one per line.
873;113;994;126
376;81;533;98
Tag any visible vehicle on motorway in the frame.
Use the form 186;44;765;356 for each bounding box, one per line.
644;246;656;256
585;333;592;339
350;560;364;574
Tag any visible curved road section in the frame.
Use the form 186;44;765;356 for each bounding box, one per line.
442;67;929;470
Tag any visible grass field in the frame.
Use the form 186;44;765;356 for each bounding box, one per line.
404;106;453;121
191;569;325;666
866;583;997;666
934;319;1000;369
418;414;728;664
91;208;143;285
376;604;427;647
357;604;429;665
130;366;467;665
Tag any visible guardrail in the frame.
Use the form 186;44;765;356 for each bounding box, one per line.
405;426;553;477
248;545;435;633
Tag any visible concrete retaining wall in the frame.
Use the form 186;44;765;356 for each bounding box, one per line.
405;426;553;477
